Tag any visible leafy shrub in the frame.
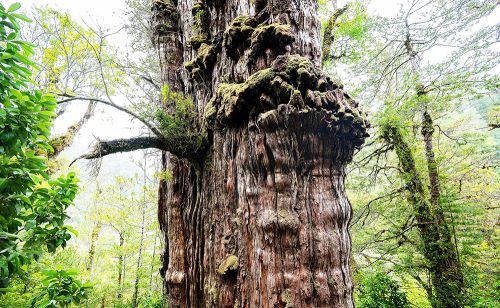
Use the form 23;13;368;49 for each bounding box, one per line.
30;269;90;307
0;2;79;289
356;272;410;308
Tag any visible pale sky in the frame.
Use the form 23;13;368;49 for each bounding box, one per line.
5;0;126;23
3;1;159;225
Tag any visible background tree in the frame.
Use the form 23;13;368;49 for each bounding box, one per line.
322;0;499;306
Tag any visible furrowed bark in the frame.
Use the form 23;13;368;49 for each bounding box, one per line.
152;1;191;307
153;0;369;306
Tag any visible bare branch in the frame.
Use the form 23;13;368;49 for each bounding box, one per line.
56;96;163;138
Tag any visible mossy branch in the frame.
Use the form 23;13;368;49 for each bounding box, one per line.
49;101;96;158
322;4;348;66
72;137;165;162
71;135;207;167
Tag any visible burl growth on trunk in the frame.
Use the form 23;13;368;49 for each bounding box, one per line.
153;1;369;307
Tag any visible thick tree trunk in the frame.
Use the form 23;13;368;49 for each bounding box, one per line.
153;0;369;307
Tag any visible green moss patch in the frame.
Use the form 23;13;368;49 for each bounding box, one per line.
204;54;370;147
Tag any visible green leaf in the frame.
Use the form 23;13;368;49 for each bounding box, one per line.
7;3;21;13
11;13;32;23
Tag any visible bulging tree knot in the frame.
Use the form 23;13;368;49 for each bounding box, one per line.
222;16;295;64
184;43;220;79
204;54;370;148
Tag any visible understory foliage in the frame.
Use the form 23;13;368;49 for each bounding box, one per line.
355;272;410;308
0;2;79;290
30;269;91;307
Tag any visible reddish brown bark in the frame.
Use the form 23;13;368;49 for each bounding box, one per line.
153;1;369;307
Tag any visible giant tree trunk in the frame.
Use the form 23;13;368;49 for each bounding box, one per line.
152;0;369;307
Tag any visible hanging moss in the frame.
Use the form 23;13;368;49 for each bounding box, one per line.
204;68;275;126
152;0;180;34
191;0;210;44
222;16;295;63
188;35;210;49
191;1;205;15
223;16;258;59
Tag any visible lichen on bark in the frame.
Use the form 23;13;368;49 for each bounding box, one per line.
217;255;239;276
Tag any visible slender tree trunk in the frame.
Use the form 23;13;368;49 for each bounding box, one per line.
381;124;464;308
421;111;464;307
132;159;149;307
117;232;125;301
150;229;159;289
398;33;465;307
132;211;146;307
153;0;369;306
87;222;101;273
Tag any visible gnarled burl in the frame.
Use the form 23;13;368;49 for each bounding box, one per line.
153;0;369;307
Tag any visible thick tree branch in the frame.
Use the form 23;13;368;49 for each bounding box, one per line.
71;134;207;168
488;123;500;130
73;137;165;162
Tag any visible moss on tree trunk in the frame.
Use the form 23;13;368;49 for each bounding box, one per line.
381;124;464;308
